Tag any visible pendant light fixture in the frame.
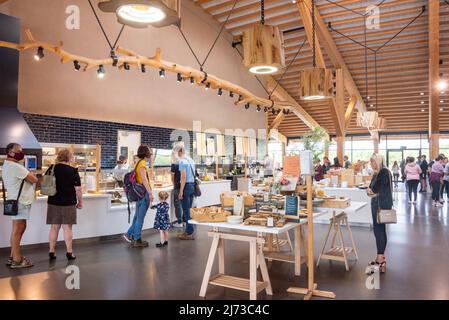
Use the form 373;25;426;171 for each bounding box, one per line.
299;0;334;100
98;0;181;28
242;0;285;75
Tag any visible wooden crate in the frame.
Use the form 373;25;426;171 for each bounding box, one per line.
191;207;231;222
319;197;351;209
221;192;255;207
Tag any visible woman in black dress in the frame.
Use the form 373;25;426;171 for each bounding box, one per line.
47;149;83;260
366;153;393;273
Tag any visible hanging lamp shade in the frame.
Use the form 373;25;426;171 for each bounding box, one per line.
98;0;181;28
356;111;387;131
299;67;335;100
242;24;286;75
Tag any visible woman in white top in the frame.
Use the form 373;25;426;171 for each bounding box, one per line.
2;143;38;269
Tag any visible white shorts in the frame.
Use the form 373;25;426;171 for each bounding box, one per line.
11;204;31;221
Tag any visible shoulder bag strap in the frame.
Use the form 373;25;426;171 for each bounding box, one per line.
17;179;25;201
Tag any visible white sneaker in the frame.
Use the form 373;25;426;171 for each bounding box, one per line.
173;222;183;228
436;203;443;208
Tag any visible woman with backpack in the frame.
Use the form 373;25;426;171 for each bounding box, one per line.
123;145;153;247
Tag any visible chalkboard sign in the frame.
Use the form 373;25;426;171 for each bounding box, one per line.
284;196;300;219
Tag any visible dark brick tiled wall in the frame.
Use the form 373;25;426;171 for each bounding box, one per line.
23;113;189;169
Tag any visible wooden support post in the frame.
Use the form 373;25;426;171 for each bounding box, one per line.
287;175;335;300
429;0;440;160
324;140;329;158
373;137;379;154
336;136;345;165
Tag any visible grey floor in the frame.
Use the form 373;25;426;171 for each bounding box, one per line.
1;186;449;300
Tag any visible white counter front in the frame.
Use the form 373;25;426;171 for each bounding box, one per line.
0;181;234;248
0;188;175;249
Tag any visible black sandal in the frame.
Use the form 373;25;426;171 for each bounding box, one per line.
66;252;76;261
49;252;57;260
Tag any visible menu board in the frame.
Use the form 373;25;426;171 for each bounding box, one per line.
284;196;300;219
283;156;300;177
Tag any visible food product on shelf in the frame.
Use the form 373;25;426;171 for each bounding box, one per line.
191;207;231;222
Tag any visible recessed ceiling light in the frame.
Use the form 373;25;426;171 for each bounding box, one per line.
440;100;444;103
420;92;424;96
438;80;447;91
249;65;279;75
421;109;425;112
440;108;444;111
421;101;425;104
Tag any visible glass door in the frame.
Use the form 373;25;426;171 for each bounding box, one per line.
387;150;403;168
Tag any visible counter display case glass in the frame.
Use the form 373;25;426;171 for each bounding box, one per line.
41;143;101;192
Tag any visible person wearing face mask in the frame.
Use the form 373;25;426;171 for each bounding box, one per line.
1;143;38;268
122;145;153;247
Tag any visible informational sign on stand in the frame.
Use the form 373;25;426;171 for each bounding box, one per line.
283;156;300;177
299;150;313;175
284;195;300;219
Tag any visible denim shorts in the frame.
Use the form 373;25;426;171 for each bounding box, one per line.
11;203;31;221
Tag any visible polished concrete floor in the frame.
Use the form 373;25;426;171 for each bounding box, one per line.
1;186;449;300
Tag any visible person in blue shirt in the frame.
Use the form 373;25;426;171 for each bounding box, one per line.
177;145;197;240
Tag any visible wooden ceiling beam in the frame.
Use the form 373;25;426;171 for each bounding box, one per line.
429;0;440;159
270;112;286;131
297;0;366;114
297;0;325;68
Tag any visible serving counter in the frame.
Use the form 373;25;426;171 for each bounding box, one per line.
0;187;175;249
0;180;232;248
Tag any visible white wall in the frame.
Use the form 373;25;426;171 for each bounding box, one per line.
0;0;267;133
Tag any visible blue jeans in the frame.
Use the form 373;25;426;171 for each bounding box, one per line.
173;187;184;224
127;193;150;241
371;199;387;255
182;183;195;235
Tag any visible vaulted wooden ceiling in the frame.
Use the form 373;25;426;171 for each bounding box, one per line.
195;0;449;137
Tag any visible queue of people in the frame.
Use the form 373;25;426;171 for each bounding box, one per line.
1;141;200;269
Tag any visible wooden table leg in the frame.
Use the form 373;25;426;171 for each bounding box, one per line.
199;235;220;298
249;239;257;300
218;238;225;274
294;225;301;276
258;245;273;295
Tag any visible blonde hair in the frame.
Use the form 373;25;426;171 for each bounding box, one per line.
56;149;73;163
370;153;385;171
159;191;169;201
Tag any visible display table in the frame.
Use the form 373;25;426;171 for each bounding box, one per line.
195;180;231;208
190;211;329;300
318;188;372;227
